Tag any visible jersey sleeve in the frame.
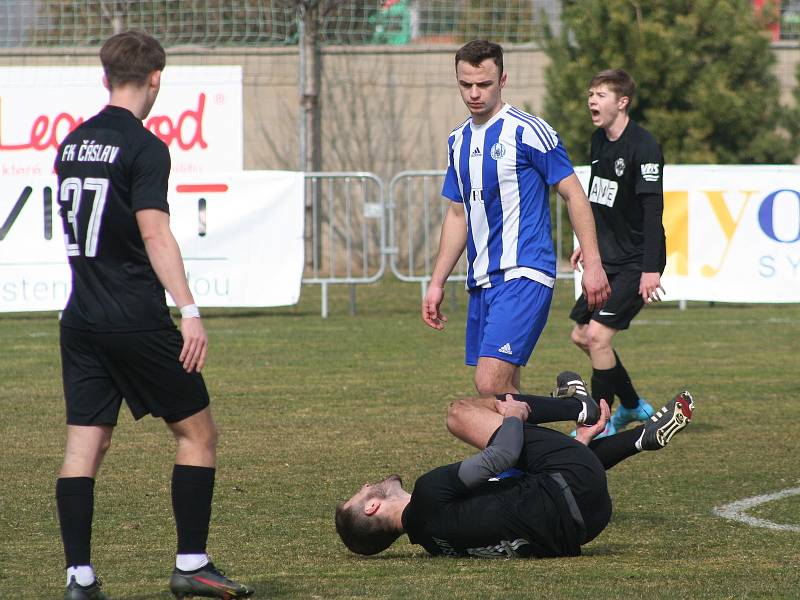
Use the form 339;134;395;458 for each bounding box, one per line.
130;137;171;213
403;463;470;548
412;463;470;507
633;132;664;196
528;137;575;187
441;135;463;202
640;192;666;272
457;417;524;488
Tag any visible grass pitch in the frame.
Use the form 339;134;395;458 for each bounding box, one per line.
1;278;799;599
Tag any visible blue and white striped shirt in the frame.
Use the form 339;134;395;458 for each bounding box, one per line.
442;104;574;289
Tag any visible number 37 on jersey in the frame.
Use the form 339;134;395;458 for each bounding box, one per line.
58;177;110;258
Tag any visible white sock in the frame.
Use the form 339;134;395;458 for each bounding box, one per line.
176;553;209;572
66;565;95;586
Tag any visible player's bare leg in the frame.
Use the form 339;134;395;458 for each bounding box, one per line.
570;323;591;356
448;382;600;450
474;356;520;395
167;406;217;467
60;425;114;478
583;320;617;371
447;396;503;449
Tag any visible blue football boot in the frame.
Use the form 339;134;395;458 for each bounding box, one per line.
610;398;655;430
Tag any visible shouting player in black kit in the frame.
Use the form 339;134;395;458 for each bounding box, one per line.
54;32;252;600
335;372;693;558
569;69;667;437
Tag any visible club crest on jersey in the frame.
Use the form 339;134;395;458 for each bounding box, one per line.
490;143;506;160
614;158;626;177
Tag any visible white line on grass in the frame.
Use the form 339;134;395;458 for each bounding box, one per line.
713;487;800;532
632;318;800;327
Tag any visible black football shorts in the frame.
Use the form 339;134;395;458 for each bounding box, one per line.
60;325;210;426
517;424;612;545
569;269;645;331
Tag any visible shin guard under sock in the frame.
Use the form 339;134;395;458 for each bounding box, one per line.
613;350;640;409
56;476;95;568
508;393;585;424
591;366;616;409
588;428;643;469
172;464;215;554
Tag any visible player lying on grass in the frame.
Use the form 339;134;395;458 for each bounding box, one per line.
335;372;693;557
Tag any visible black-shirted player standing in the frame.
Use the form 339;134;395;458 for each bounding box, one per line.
569;69;667;437
335;372;694;558
54;32;252;600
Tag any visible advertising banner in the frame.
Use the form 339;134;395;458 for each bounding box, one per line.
0;171;305;312
0;66;243;176
575;165;800;303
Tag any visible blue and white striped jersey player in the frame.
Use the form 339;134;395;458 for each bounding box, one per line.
423;40;610;395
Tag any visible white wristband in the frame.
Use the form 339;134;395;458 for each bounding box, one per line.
179;303;201;319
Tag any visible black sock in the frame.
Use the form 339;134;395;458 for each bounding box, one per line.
591;366;616;409
588;427;643;469
172;465;215;554
613;350;640;409
509;393;584;424
56;477;94;567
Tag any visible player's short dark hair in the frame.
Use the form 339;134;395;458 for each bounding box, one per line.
100;31;166;89
455;39;504;76
590;69;635;110
335;500;401;556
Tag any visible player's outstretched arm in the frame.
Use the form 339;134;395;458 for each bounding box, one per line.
555;174;610;310
422;201;467;330
136;208;208;373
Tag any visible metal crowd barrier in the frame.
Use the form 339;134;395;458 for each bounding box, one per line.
388;169;573;291
303;170;575;317
387;170;467;307
302;172;386;318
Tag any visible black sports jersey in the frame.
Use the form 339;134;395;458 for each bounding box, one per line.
55;105;174;332
401;462;582;559
587;120;666;273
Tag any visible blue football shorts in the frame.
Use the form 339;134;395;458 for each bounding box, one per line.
465;277;553;367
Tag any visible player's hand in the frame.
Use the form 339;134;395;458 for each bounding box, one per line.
639;272;665;304
575;399;610;446
570;246;583;271
422;284;447;330
495;394;530;421
179;317;208;373
580;261;611;311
